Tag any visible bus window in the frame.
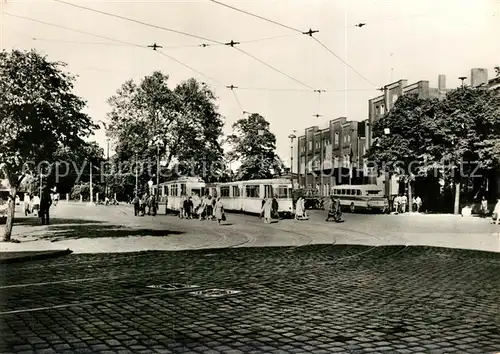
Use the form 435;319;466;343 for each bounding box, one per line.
357;190;361;195
341;189;345;195
367;190;380;195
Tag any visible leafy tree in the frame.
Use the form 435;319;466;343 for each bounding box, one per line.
107;73;224;192
435;87;500;213
227;113;284;180
0;49;97;241
366;88;500;213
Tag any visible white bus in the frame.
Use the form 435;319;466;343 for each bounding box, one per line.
331;184;388;213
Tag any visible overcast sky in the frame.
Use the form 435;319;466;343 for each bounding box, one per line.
1;0;499;171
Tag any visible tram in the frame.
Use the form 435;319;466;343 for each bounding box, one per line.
155;177;294;217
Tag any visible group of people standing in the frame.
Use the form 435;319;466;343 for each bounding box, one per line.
132;193;158;216
23;187;53;225
179;194;225;224
294;197;308;220
392;195;422;214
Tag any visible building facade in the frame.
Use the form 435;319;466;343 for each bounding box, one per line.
296;118;367;196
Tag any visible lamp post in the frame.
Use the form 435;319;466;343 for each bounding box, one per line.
458;76;467;88
288;131;296;201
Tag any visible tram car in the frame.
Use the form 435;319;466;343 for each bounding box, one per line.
156;177;206;211
215;179;294;217
155;177;294;217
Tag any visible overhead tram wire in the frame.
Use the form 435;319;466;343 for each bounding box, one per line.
208;0;378;89
4;13;147;49
7;12;226;87
54;0;224;45
209;0;303;33
226;85;244;113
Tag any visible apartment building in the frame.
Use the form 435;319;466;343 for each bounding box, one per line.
296;117;367;196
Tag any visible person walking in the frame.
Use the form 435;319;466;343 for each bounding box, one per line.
261;198;272;224
206;195;213;221
480;196;488;218
416;196;422;212
492;198;500;224
24;193;31;216
295;197;304;220
39;187;52;225
32;194;40;217
401;194;407;214
151;194;157;216
271;196;279;220
393;195;400;214
198;195;207;220
132;194;140;216
214;197;225;225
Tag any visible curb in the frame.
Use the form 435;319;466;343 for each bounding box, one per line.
0;248;73;265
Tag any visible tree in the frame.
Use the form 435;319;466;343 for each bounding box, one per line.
227;113;284;181
0;49;97;241
366;88;500;214
435;87;500;213
107;73;224;191
365;94;441;211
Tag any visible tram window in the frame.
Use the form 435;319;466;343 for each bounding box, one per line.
346;189;351;195
170;184;178;197
181;184;186;196
367;190;380;195
232;186;240;197
246;185;260;198
341;189;345;195
264;185;273;198
356;190;361;195
277;186;288;198
164;186;169;196
220;186;230;197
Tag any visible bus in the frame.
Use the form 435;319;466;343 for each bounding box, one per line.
331;184;388;213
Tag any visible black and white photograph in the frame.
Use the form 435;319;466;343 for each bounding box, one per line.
0;0;499;353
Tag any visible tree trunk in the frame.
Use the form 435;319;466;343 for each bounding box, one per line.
454;182;461;215
2;186;17;242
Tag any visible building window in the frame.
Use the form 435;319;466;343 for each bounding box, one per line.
392;94;398;105
232;186;240;197
245;185;260;198
347;135;351;142
334;132;339;145
380;104;385;114
308;141;312;150
220;186;230;197
300;156;306;174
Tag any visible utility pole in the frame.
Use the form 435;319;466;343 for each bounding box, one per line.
288;132;296;200
135;153;138;196
106;137;109;198
89;162;93;204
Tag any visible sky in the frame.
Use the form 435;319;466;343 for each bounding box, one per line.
1;0;499;173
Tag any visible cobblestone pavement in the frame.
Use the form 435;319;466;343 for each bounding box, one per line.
1;245;499;353
5;202;500;253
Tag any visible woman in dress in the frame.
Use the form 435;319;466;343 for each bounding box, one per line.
261;198;272;224
295;197;304;220
214;197;224;225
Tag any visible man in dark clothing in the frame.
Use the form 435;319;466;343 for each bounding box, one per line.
39;187;52;225
132;195;140;216
271;197;279;219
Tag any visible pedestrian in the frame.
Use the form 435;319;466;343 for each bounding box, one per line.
24;193;31;216
39;187;52;225
187;196;193;219
206;195;213;220
492;198;500;224
151;194;157;216
271;196;279;220
325;196;338;222
261;198;272;224
301;197;308;220
198;195;207;220
480;196;488;218
214;197;225;225
412;196;417;212
32;194;40;217
416;196;422;212
132;194;140;216
260;198;266;218
295;197;304;220
401;194;407;213
211;195;217;220
393;195;400;214
140;194;147;216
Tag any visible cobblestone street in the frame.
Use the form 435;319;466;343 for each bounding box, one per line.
1;245;500;353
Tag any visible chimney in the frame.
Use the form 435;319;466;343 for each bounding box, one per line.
438;74;446;91
470;68;488;87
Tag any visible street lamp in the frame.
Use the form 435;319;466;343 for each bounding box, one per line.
458;76;467;88
97;120;110;198
288;131;296;198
